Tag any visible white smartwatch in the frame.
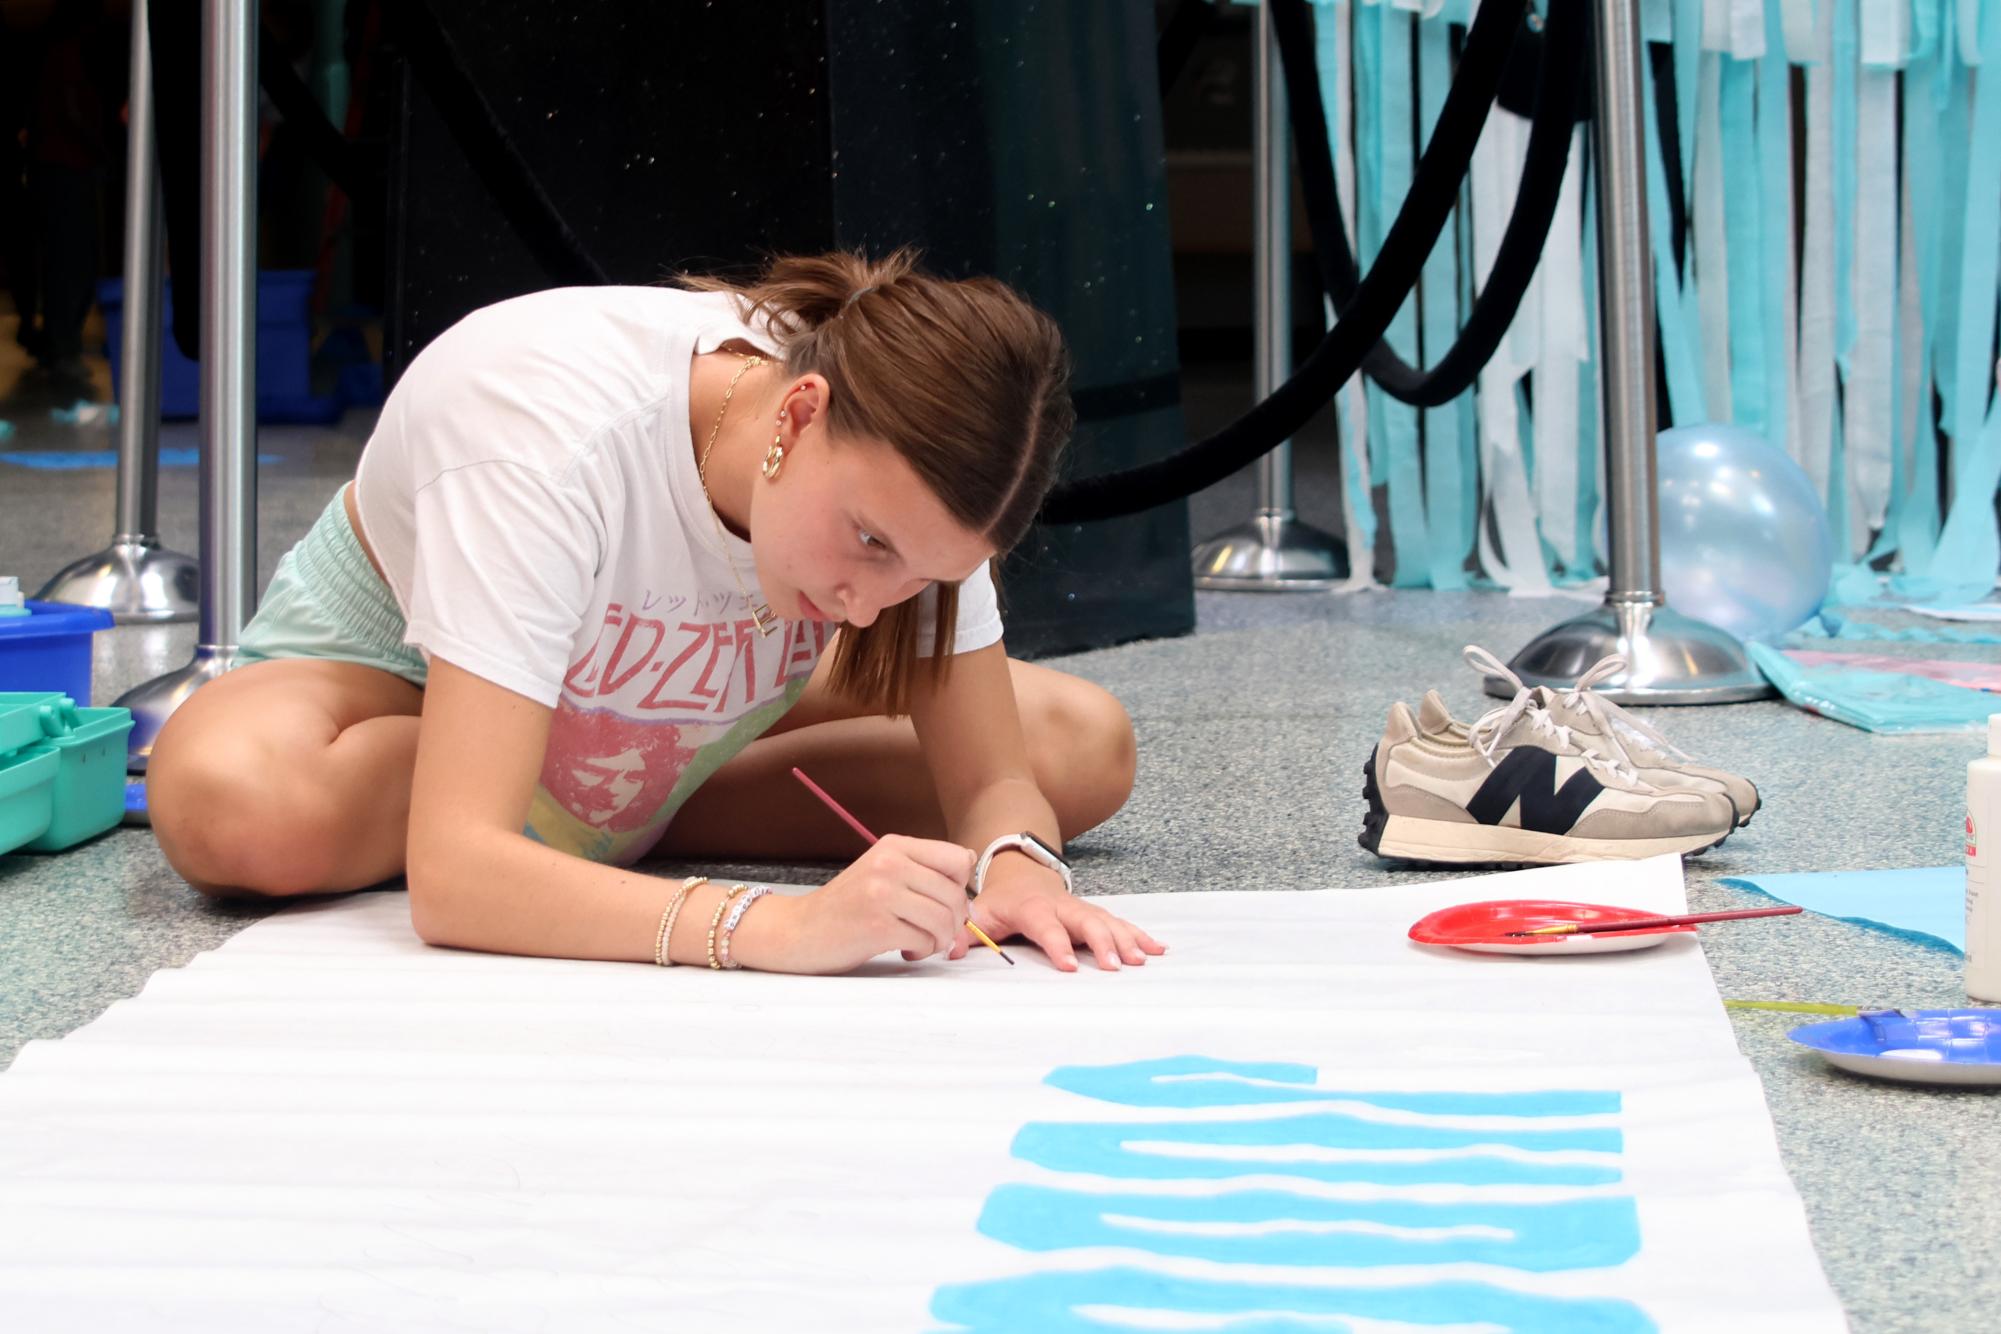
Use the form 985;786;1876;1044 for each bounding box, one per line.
972;832;1072;898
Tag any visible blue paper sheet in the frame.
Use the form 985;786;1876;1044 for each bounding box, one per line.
1720;866;1966;953
1749;642;2001;731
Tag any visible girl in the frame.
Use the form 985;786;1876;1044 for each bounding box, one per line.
149;251;1165;975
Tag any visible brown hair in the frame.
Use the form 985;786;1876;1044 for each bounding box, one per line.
680;250;1074;715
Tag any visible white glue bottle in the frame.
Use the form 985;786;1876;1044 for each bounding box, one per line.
1969;714;2001;1003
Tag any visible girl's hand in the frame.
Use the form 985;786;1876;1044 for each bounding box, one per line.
779;835;978;974
959;874;1168;973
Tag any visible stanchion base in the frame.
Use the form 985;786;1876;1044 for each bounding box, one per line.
35;537;199;624
1486;600;1774;704
115;643;245;772
1192;513;1349;592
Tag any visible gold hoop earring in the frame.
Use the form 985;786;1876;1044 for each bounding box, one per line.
762;431;786;480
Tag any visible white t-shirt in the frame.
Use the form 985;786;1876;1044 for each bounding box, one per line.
353;286;1002;865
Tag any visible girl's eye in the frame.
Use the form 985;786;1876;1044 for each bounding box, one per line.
857;528;883;550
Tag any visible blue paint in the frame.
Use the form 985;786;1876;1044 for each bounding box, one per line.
977;1186;1641;1272
0;448;281;471
1045;1056;1620;1117
1011;1114;1620;1188
937;1059;1644;1330
930;1268;1655;1333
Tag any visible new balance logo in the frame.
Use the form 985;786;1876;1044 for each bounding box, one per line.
1464;748;1603;831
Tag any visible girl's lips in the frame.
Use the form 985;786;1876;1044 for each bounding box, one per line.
798;593;835;622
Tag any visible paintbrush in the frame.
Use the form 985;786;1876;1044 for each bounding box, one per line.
1506;905;1803;936
790;766;1016;965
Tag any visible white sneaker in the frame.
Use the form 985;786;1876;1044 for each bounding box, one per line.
1360;678;1740;868
1468;648;1761;827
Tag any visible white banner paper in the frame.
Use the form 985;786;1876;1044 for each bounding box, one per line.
0;857;1844;1332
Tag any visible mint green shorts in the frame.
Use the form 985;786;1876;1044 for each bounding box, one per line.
239;487;429;688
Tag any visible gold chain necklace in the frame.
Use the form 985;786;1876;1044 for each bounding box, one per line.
697;354;775;637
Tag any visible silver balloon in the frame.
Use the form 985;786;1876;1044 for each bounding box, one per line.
1655;424;1836;643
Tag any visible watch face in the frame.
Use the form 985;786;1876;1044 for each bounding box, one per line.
1023;832;1068;866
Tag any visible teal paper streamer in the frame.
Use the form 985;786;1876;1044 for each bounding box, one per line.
1831;0;1858;382
1355;4;1388;484
1315;4;1378;575
1693;54;1733;419
1578;158;1604;570
1418;10;1470;590
1826;394;1851;557
1894;26;1943;567
1947;0;2001;488
1811;602;2001;645
1757;1;1795;458
1847;62;1900;550
1373;2;1429;587
1923;359;2001;596
1919;0;2001;594
1932;39;1971;419
1720;55;1767;433
1456;200;1481;585
1641;54;1706;423
1912;0;1941;59
1674;0;1702;206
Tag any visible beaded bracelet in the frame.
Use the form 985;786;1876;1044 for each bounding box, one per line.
654;876;709;967
707;884;752;970
717;885;775;970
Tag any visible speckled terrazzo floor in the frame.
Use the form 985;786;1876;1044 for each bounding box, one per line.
2;365;1996;1332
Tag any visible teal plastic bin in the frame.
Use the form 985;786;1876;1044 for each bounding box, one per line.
0;693;132;853
25;707;134;851
0;691;73;758
0;745;59;855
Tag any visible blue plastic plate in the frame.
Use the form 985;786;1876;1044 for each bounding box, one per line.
1788;1009;2001;1086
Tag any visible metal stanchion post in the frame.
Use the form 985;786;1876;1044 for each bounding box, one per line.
116;0;261;769
1192;0;1346;590
1488;0;1768;703
35;0;200;623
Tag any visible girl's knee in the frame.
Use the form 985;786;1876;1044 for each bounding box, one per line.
1036;676;1136;839
151;735;344;900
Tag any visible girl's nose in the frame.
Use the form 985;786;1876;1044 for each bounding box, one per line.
836;586;879;627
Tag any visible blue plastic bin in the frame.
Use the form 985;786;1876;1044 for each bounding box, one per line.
97;269;343;424
0;603;114;702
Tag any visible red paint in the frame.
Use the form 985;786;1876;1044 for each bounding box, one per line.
1408;899;1700;947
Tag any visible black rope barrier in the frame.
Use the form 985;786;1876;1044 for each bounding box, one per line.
1040;0;1546;523
1278;0;1591;408
244;0;1589;528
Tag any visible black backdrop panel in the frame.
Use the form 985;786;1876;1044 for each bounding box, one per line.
388;0;1192;656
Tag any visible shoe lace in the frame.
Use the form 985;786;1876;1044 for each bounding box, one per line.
1461;646;1637;785
1555;654;1690;769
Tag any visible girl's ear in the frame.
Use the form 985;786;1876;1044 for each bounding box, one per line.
780;374;832;441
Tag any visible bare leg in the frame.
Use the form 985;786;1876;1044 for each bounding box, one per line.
149;660;424;898
652;655;1136;861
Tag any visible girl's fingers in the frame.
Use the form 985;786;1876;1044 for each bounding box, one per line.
1016;903;1077;972
1077;914;1123;971
887;834;979;887
895;920;944;961
893;892;959;957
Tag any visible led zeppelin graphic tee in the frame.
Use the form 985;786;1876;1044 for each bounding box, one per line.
353;286;1002;864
